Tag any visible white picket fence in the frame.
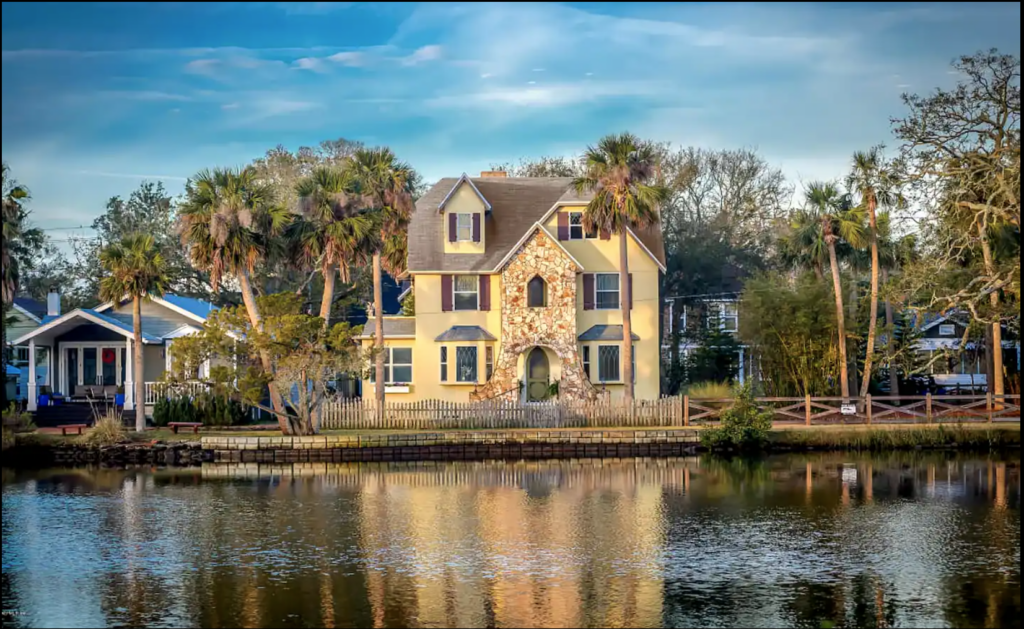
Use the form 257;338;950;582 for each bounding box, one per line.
144;381;209;405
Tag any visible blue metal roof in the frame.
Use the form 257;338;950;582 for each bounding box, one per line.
161;294;217;319
13;297;46;319
80;309;163;343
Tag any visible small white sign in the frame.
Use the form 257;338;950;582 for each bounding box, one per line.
841;404;857;416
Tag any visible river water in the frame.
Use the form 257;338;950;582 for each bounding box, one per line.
2;453;1020;629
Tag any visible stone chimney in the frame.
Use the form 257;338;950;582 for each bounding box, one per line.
479;170;508;178
47;291;61;317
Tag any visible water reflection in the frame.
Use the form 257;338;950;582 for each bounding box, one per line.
2;454;1019;629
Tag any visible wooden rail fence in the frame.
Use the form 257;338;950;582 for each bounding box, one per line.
319;395;1021;431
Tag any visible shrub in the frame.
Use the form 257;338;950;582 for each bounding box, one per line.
79;411;128;447
2;403;35;432
686;381;734;400
701;385;774;450
153;396;198;427
154;393;246;428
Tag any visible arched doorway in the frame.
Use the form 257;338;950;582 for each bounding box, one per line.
526;347;550;401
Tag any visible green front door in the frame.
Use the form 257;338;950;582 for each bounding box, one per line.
526;347;550;402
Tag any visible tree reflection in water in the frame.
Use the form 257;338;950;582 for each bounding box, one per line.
2;453;1019;628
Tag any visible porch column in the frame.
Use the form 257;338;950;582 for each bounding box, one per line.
124;338;134;410
27;339;37;411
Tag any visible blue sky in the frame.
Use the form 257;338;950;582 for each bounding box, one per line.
2;1;1020;232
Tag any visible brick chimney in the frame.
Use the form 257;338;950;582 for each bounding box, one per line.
479;170;507;178
47;290;61;318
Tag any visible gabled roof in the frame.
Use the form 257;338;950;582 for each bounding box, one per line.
407;177;667;273
94;293;215;324
437;173;491;213
10;308;163;346
493;223;585;272
12;297;46;321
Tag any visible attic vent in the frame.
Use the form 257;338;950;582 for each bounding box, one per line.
479;170;507;178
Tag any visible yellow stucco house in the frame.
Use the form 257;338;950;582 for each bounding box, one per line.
359;172;666;402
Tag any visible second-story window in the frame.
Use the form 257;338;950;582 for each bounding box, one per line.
595;273;620;310
568;211;597;240
454;275;479;310
710;302;739;333
456;213;473;241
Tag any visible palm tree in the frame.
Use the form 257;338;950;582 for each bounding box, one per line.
573;133;670;401
98;234;169;432
292;166;375;327
876;212;917;397
2;163;30;376
847;147;901;398
347;148;417;412
802;181;866;399
178;167;292;426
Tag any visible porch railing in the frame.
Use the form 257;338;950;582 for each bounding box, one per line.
143;381;209;405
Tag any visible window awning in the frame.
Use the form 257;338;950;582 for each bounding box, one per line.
578;324;640;342
434;325;497;342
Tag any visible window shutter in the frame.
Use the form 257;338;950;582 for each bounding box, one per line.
441;275;453;312
583;274;595;310
472;213;481;242
448;213;457;243
479;275;490;311
557;212;569;241
600;227;611;240
628;274;633;309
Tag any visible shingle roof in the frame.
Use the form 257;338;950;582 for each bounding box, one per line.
359;317;416;338
434;325;497;342
407;177;666;273
578;324;640;342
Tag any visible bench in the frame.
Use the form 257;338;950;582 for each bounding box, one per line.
58;424;88;436
167;422;203;435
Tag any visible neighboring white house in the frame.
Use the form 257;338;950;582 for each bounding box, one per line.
913;313;1020;391
663;296;756;385
6;294;56;401
9;293;217;413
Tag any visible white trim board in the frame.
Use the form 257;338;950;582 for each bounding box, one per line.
11;303;42;323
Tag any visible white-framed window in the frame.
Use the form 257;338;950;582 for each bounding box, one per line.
454;275;479;311
456;213;473;242
598;345;620;382
369;347;413;384
938;324;956;337
710;302;739;333
568;211;597;240
595;273;620;310
582;346;591;380
440;347;448;382
456;346;478;383
485;346;494;381
13;346;29;363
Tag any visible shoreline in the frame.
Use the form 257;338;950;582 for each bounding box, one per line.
2;424;1018;469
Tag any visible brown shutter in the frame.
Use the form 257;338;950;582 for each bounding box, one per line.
557;212;569;241
441;275;453;312
600;227;611;240
448;213;457;243
472;213;481;242
479;275;490;311
628;274;633;309
583;274;595;310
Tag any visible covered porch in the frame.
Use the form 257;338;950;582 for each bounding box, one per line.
10;308;163;412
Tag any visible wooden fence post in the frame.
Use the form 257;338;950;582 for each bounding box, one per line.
683;395;690;427
987;393;994;424
865;394;872;425
805;394;812;426
926;393;933;424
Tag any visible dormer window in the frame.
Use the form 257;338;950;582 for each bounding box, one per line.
456;213;473;241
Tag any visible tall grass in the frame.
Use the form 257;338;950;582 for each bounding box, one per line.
686;382;734;399
772;425;1020;451
78;411;128;447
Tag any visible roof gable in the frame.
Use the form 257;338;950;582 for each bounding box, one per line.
407;176;666;274
95;293;215;324
437;173;491;213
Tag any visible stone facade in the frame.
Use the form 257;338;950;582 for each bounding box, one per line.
471;229;599;401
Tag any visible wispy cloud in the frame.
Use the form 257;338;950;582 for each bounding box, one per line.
327;51;365;67
400;44;442;66
78;169;188;182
